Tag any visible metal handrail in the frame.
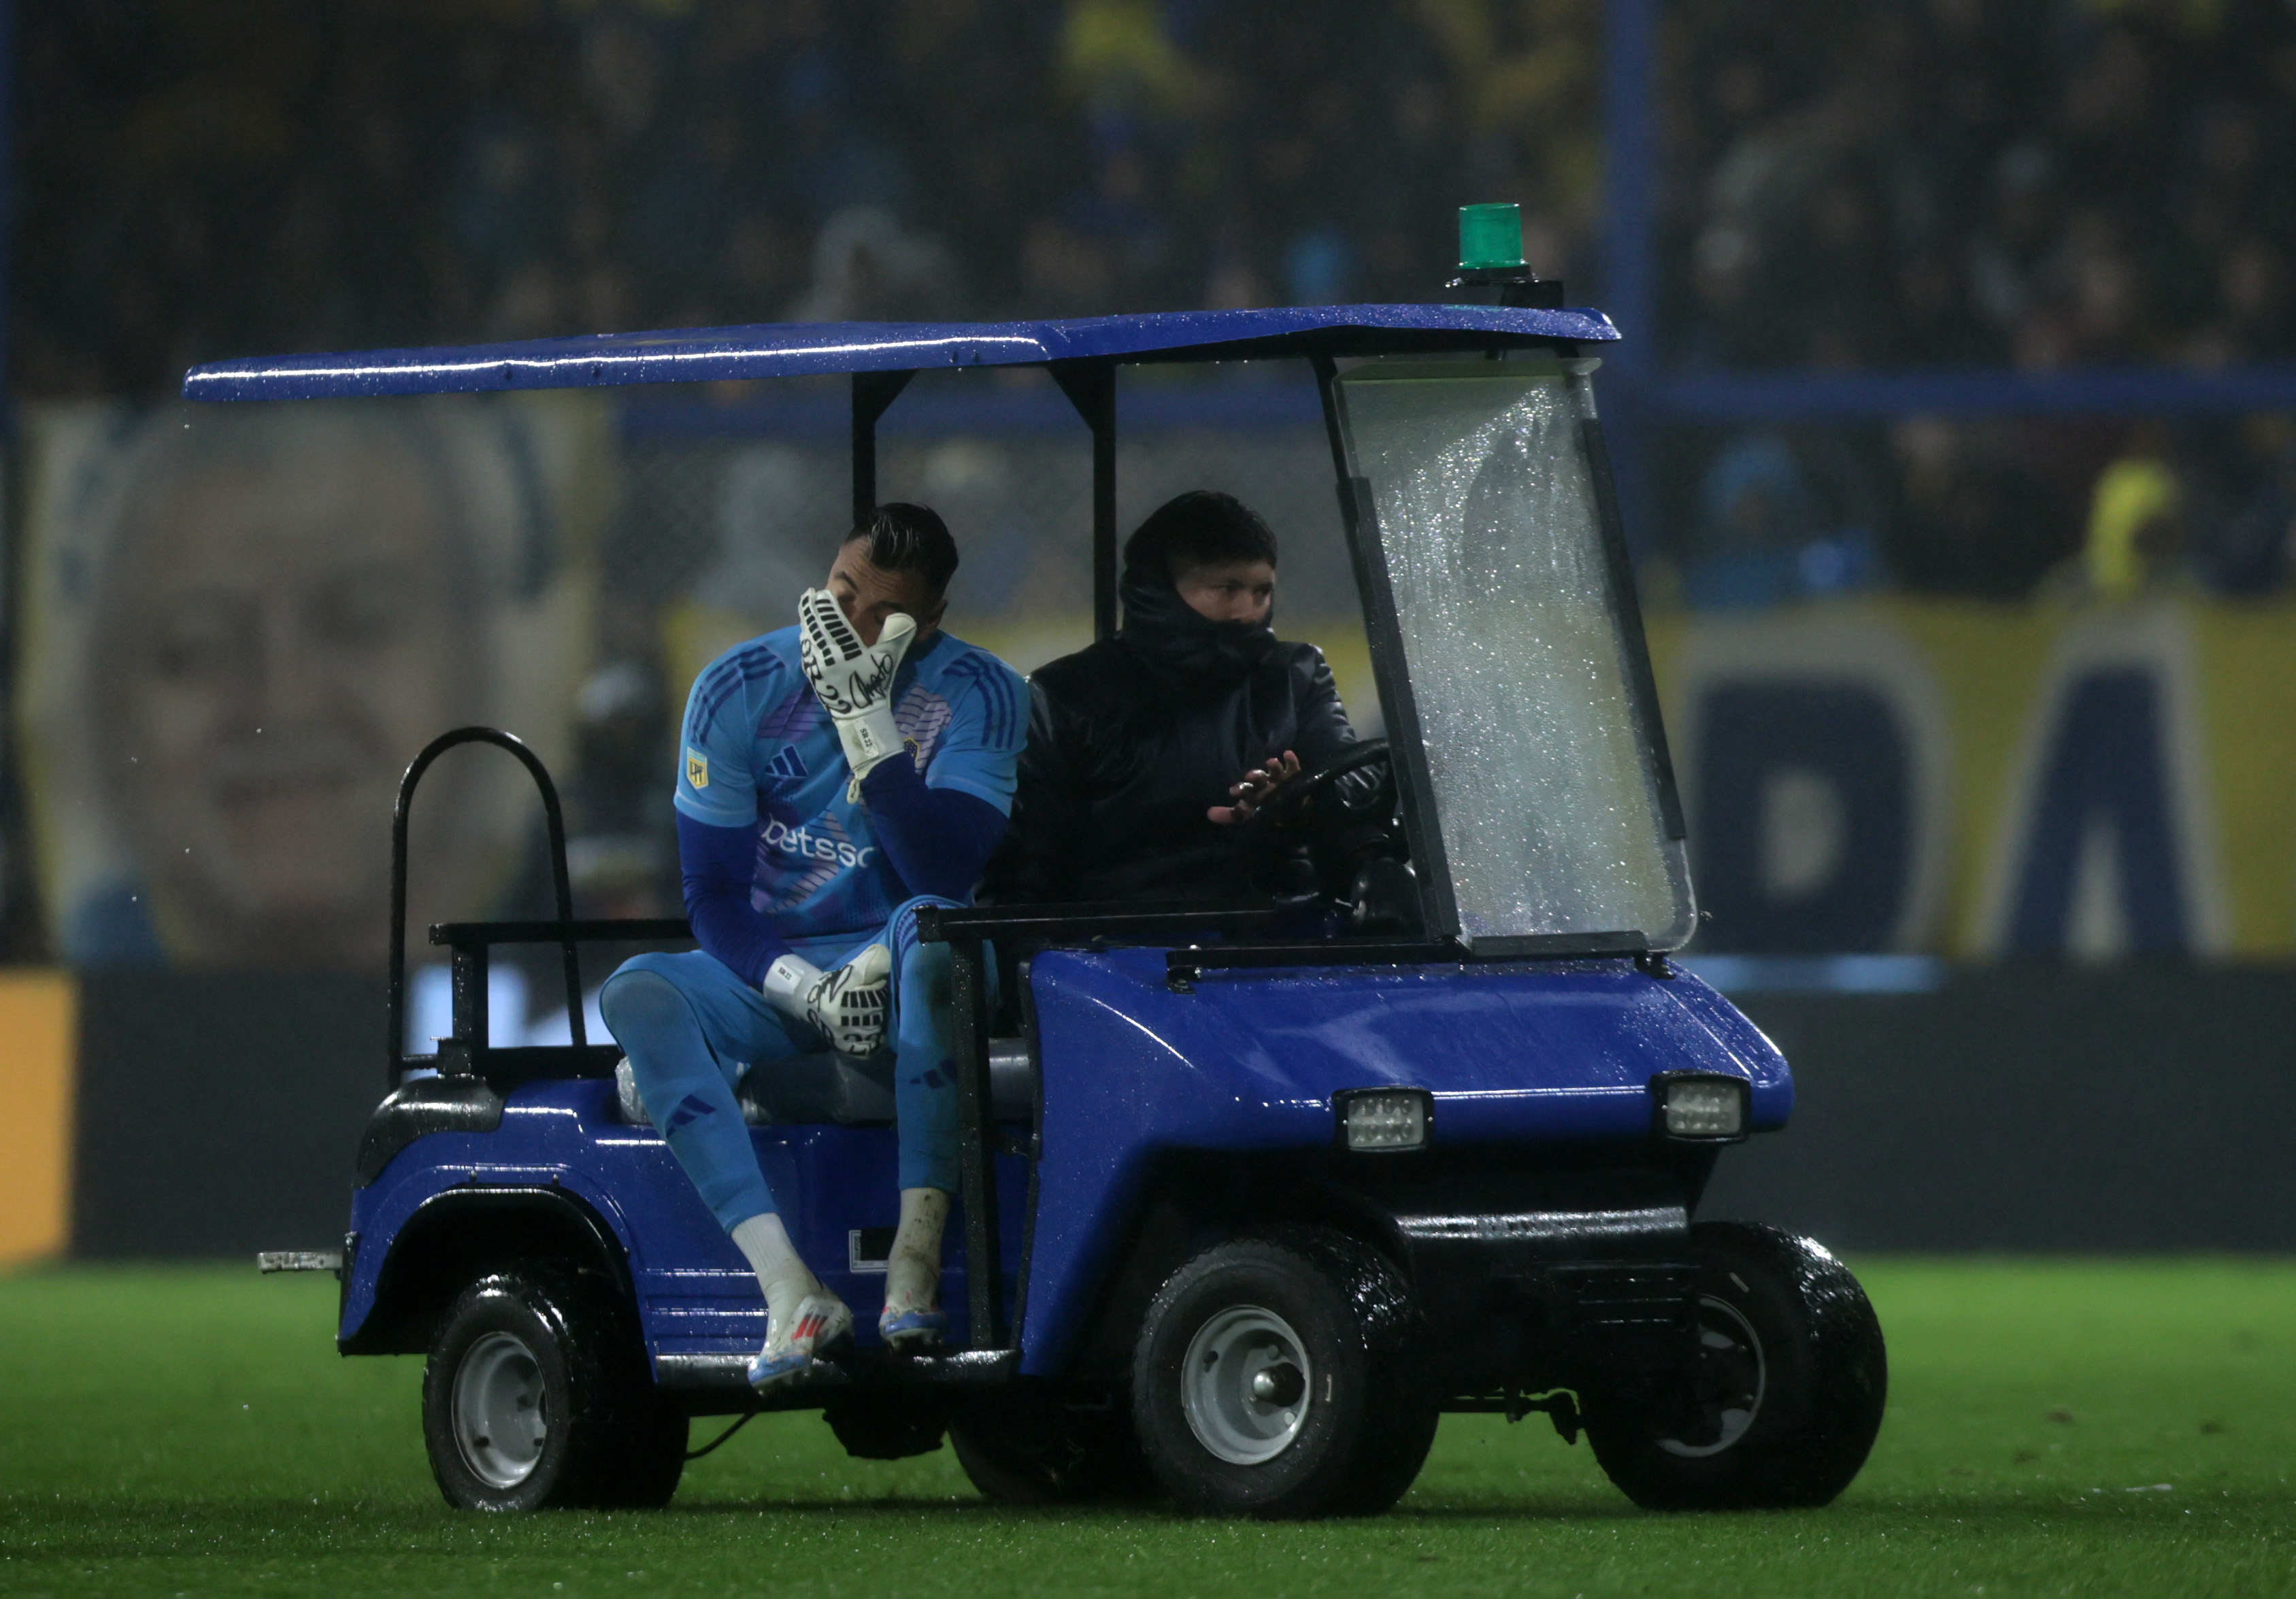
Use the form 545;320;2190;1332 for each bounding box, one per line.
386;726;584;1085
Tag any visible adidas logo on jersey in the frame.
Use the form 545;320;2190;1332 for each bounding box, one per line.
765;745;809;783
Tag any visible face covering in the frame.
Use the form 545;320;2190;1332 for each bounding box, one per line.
1117;562;1278;684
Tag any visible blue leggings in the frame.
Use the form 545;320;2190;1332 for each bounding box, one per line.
599;896;968;1234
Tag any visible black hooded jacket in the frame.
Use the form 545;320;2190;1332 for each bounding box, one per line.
987;564;1363;903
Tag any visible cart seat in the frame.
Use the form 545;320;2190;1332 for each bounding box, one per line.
614;1043;1033;1129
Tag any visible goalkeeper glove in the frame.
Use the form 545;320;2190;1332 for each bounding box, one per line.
762;945;893;1057
798;586;916;794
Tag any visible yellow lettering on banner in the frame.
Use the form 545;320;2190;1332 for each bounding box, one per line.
1882;600;2057;956
0;971;76;1267
2194;607;2296;953
671;592;2296;960
1648;594;2296;958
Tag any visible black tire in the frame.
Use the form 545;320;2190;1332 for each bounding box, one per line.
1131;1230;1438;1519
421;1265;687;1511
1583;1222;1886;1510
824;1392;950;1461
949;1387;1157;1504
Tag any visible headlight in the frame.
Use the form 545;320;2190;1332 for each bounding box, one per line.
1335;1088;1432;1152
1653;1074;1748;1141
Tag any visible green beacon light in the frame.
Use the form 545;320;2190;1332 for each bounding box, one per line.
1458;202;1525;272
1448;202;1561;308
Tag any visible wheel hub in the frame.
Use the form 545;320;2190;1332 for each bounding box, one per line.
452;1331;548;1488
1181;1306;1312;1466
1656;1294;1765;1459
1250;1363;1305;1407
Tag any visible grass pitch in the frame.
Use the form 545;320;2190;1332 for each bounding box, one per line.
1;1260;2291;1598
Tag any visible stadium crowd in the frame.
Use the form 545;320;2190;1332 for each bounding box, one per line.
1655;0;2296;603
14;0;2296;600
14;0;1592;395
1663;0;2296;373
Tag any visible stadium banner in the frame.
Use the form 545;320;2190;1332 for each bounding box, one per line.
669;590;2296;961
0;972;76;1266
1646;598;2296;958
14;397;609;972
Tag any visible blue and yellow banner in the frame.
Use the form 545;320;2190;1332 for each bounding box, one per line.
672;594;2296;958
1648;598;2296;957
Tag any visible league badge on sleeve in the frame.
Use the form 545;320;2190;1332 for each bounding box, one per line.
685;748;710;790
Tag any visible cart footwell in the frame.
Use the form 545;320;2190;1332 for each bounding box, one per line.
652;1347;1022;1411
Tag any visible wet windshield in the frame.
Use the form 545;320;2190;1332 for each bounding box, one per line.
1333;356;1695;952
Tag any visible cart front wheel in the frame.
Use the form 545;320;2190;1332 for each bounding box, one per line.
1583;1222;1886;1509
1131;1230;1437;1518
422;1266;686;1511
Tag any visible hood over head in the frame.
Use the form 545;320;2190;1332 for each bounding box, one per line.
1117;560;1278;684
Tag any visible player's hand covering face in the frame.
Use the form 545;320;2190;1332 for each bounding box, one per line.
822;541;940;650
799;586;916;786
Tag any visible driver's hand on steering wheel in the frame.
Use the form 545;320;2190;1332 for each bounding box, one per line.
1208;750;1301;826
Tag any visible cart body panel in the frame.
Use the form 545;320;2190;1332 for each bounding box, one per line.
1017;947;1786;1374
344;1080;1028;1364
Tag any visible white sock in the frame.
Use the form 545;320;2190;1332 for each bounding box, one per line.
883;1188;950;1314
731;1212;820;1334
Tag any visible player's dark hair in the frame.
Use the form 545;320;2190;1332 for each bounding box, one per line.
845;502;959;595
1123;490;1278;580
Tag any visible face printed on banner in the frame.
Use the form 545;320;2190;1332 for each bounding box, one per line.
90;421;482;967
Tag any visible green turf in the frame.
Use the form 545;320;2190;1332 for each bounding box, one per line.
1;1260;2291;1598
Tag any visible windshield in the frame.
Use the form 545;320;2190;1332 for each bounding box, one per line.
1333;356;1695;953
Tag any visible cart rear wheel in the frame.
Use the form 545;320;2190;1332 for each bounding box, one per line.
1582;1222;1886;1510
1130;1230;1437;1518
949;1388;1155;1504
422;1266;686;1511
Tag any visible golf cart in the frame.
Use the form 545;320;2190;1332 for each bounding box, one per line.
218;228;1886;1519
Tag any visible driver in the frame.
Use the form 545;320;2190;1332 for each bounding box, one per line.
990;490;1367;904
600;504;1026;1392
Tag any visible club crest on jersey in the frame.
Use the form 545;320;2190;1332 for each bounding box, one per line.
685;748;709;790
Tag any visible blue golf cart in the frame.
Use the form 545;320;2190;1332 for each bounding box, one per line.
215;267;1885;1518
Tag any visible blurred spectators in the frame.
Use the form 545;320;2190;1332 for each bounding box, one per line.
15;0;1557;397
15;0;2296;607
2061;445;2186;600
1662;0;2296;371
1669;428;1883;607
1642;0;2296;601
1883;415;2067;599
22;0;2296;386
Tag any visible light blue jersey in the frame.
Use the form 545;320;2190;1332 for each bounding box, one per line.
673;626;1026;942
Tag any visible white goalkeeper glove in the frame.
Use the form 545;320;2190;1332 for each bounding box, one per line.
798;586;916;794
762;945;893;1057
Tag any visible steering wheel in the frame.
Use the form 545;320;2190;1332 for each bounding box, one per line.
1253;738;1418;930
1255;738;1393;829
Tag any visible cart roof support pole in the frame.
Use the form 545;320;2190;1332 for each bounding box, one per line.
850;370;916;528
946;934;1005;1349
1051;361;1118;642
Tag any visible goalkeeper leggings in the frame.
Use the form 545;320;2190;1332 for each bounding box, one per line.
599;894;969;1233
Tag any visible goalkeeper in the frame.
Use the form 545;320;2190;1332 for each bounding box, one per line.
600;504;1025;1392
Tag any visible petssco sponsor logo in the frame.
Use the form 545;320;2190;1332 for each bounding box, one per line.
762;817;874;869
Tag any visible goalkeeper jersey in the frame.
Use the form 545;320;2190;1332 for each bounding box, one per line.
672;626;1026;941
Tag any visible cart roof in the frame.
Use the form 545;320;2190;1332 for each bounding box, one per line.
180;303;1617;403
